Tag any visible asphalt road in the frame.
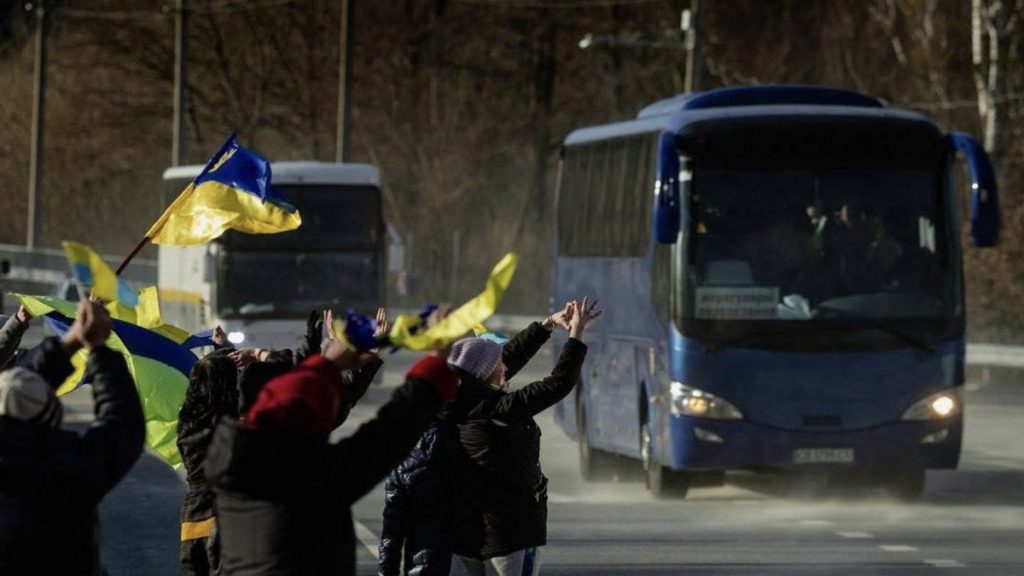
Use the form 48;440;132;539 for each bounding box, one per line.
51;350;1024;575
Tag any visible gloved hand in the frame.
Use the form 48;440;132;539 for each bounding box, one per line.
304;309;324;354
406;355;459;407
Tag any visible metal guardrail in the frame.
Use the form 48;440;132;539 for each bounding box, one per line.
0;243;157;314
966;344;1024;369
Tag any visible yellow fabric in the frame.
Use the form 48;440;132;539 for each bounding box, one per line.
180;517;216;540
148;181;302;246
61;241;119;303
388;252;518;351
16;294;190;467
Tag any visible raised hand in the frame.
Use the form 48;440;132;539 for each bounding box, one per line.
229;348;269;369
568;296;602;341
212;325;228;347
322;337;378;371
15;305;32;324
323;309;337;341
545;301;573;331
76;299;112;350
368;307;391;356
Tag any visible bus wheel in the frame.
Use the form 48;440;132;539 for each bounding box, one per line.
641;421;689;499
886;467;926;500
577;400;613;481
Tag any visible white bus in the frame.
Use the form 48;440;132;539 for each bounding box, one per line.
158;162;386;350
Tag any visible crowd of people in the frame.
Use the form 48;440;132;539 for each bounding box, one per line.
0;295;601;576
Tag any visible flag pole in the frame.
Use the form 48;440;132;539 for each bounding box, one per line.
115;133;236;277
115;236;152;276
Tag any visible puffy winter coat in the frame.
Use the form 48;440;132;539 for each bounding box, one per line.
378;419;454;576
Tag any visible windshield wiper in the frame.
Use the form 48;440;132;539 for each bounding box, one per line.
813;305;935;354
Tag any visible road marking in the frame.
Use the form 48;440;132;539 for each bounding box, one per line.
836;531;874;539
880;545;919;552
354;520;380;560
924;559;966;568
798;520;833;527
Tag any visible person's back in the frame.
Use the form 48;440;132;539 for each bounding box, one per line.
379;419;455;576
0;300;145;575
206;339;459;576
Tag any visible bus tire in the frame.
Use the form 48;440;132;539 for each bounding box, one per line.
885;467;926;500
641;421;689;499
577;399;614;481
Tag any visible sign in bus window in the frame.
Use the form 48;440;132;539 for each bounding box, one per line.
695;286;779;320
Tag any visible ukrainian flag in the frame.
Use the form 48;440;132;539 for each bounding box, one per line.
62;241;138;306
17;293;210;467
147;134;302;246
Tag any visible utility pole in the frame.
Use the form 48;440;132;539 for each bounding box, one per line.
172;0;188;168
682;0;701;93
26;0;48;249
336;0;354;163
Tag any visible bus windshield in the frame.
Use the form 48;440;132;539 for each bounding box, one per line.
215;251;379;318
685;168;956;328
214;184;384;318
218;185;382;251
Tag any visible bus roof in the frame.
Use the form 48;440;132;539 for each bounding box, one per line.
563;85;937;147
163;161;380;187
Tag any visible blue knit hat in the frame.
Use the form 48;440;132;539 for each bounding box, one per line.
447;337;503;381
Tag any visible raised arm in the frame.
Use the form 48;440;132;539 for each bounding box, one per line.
491;298;601;423
329;355;458;504
0;306;31;370
69;301;145;498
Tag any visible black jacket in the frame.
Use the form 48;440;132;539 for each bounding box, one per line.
205;375;443;576
0;314;29;371
0;338;145;576
378;419;453;576
449;323;587;559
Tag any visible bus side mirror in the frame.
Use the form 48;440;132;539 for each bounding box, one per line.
0;259;9;275
948;132;1000;247
654;133;680;244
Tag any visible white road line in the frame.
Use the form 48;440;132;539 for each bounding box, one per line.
924;559;966;568
880;545;919;552
354;520;380;560
798;520;833;527
836;531;874;539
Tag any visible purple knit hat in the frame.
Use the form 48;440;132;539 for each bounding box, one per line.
447;337;503;381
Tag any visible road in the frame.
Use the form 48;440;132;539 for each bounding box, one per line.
54;350;1024;575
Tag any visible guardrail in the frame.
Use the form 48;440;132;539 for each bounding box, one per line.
0;243;157;314
966;344;1024;369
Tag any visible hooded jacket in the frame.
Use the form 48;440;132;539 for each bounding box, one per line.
448;322;587;559
205;354;452;576
0;337;145;576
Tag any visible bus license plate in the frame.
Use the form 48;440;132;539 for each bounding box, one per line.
793;448;855;464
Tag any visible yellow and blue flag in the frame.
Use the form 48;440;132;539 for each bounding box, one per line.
62;241;138;306
377;252;519;351
147;134;302;246
17;293;214;467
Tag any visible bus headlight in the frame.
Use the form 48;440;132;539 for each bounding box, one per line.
901;389;961;421
227;331;246;345
670;382;744;420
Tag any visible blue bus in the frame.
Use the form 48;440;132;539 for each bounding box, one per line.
552;85;1000;498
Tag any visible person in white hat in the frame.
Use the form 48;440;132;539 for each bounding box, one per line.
0;299;144;576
